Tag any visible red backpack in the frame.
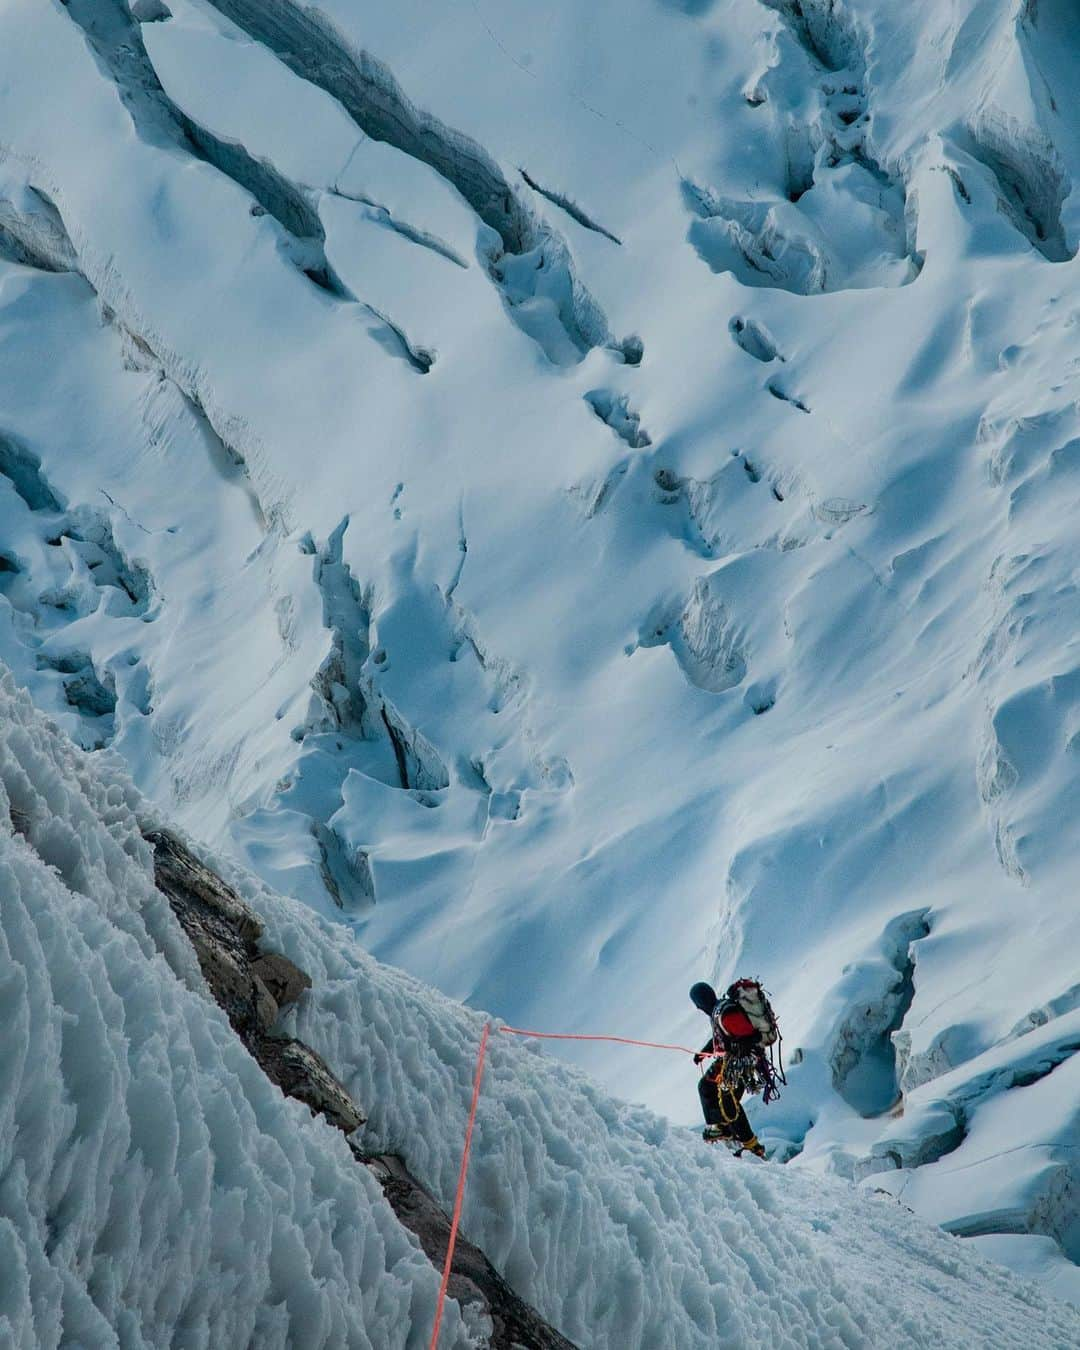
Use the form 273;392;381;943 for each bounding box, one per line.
712;978;780;1051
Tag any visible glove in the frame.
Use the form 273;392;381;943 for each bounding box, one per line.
693;1052;707;1065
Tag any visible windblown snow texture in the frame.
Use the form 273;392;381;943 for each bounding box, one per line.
2;667;1077;1348
0;673;478;1349
0;0;1078;1303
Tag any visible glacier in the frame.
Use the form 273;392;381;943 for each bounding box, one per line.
0;0;1079;1324
1;666;1077;1346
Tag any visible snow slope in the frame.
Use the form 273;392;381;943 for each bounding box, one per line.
2;664;1078;1348
0;0;1077;1296
0;671;474;1349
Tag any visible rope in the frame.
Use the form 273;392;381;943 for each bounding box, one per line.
429;1021;491;1350
429;1022;695;1343
499;1025;698;1055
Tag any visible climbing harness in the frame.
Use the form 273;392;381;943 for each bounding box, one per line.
713;1041;786;1104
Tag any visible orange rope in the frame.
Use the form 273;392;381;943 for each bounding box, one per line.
429;1021;491;1350
499;1025;698;1055
429;1021;696;1344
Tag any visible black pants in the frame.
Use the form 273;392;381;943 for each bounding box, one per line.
698;1074;755;1145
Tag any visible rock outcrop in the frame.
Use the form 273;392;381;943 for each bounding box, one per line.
145;827;575;1349
365;1153;577;1350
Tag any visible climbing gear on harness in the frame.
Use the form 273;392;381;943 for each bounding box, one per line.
715;1033;786;1105
710;979;787;1104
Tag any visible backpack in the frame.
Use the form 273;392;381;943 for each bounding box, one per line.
712;978;779;1051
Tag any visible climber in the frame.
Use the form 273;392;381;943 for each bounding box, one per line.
690;979;784;1159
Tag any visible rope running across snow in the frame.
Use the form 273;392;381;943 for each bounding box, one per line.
429;1021;491;1350
500;1025;698;1054
428;1023;693;1346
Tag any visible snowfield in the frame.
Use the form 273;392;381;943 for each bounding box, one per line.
0;0;1078;1311
2;667;1078;1348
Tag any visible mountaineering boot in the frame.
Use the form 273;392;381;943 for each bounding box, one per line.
704;1125;766;1158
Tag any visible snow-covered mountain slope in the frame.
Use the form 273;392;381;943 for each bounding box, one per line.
0;0;1078;1298
0;672;476;1349
2;665;1078;1348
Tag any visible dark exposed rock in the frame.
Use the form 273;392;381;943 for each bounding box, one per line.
146;829;369;1134
254;1037;365;1134
251;950;312;1007
147;827;331;1049
363;1153;578;1350
147;827;263;943
251;974;280;1033
145;826;576;1349
146;828;275;1040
